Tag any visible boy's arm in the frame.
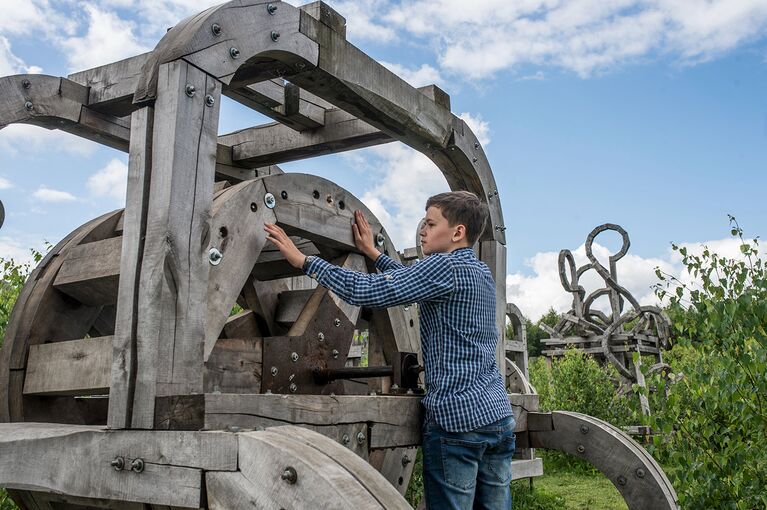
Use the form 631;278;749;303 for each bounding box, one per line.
351;210;405;272
264;222;453;307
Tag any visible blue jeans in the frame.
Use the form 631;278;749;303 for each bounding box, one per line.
422;415;516;510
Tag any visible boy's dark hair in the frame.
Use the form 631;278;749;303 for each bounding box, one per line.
425;190;488;245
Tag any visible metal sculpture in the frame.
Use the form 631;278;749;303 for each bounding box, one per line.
541;224;672;416
0;2;677;508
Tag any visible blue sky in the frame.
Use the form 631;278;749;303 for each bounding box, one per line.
1;0;766;319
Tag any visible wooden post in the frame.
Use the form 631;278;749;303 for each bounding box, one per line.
130;60;221;429
480;240;508;377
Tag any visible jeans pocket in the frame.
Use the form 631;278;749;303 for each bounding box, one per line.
486;433;516;485
440;437;484;491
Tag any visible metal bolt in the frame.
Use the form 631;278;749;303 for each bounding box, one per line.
271;366;278;376
402;455;412;467
271;31;280;41
317;332;325;342
341;434;350;445
21;79;31;89
580;425;590;434
617;475;627;486
289;383;297;393
111;457;125;471
636;468;646;479
250;202;258;212
267;3;277;14
493;189;498;196
211;23;222;36
404;305;410;311
229;47;240;59
577;444;585;454
24;101;33;111
281;466;297;484
209;247;223;265
185;84;196;97
264;193;276;208
356;431;366;445
375;233;385;247
391;384;399;391
294;62;306;71
131;458;145;473
291;352;299;362
334;318;341;327
474;142;480;150
280;190;288;199
472;156;478;163
205;94;215;107
332;349;339;359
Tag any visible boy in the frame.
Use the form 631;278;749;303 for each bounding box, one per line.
264;190;515;509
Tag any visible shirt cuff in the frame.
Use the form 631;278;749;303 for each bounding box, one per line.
304;255;331;280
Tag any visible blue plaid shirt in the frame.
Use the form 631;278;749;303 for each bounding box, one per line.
305;247;513;432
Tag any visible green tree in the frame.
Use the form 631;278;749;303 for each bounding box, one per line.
507;308;561;357
649;217;767;509
0;250;43;349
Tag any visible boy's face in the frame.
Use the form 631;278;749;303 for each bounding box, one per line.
419;206;468;255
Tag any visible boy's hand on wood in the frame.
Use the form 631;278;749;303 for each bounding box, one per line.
353;210;380;261
264;223;306;269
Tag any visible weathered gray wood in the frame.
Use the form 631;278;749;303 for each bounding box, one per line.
374;447;417;496
109;106;153;429
228;109;391;167
531;411;678;510
131;61;220;429
53;236;122;306
24;336;112;396
68;52;152;116
511;458;544;480
0;75;86;129
275;289;315;326
481;240;508;376
0;423;237;507
204;179;276;359
204;338;262;394
20;490;148;509
300;1;347;38
222;309;262;338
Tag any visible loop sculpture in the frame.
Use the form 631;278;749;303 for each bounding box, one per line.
0;2;677;508
541;223;672;417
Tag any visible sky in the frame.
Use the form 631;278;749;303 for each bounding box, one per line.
0;0;766;320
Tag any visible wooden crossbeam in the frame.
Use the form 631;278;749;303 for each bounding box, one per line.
24;337;113;396
53;236;121;306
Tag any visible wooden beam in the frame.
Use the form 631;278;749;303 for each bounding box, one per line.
53;236;122;306
24;337;112;396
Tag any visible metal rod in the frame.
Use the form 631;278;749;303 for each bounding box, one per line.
313;365;393;383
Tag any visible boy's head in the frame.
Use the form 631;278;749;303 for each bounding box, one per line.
420;191;488;254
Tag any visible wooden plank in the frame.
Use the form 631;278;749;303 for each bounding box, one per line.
53;236;122;306
275;289;315;326
68;52;152;116
222;310;262;339
511;458;544;480
204;338;262;394
481;240;508;375
375;447;417;496
25;490;148;509
229;108;391;172
109;106;153;429
0;423;237;507
24;336;112;396
300;1;347;38
131;61;220;429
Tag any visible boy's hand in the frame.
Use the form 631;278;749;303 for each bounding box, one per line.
264;223;306;269
353;210;381;261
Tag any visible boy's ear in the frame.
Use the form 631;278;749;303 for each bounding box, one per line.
452;224;467;242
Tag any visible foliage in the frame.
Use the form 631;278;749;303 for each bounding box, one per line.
649;217;767;509
0;489;17;510
507;308;561;357
0;250;43;349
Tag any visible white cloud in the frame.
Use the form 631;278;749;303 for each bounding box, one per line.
459;112;491;146
329;0;396;42
33;186;76;203
0;124;97;157
0;177;12;190
87;158;128;203
380;61;443;88
60;4;149;72
507;236;761;322
0;236;40;267
0;36;43;76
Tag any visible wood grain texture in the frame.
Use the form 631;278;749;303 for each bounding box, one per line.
24;336;112;396
53;236;122;306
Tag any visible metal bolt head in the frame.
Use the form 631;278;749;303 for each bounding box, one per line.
334;318;341;327
267;3;277;14
289;383;298;393
209;247;223;265
131;458;145;473
580;425;590;434
229;47;240;59
375;233;385;247
341;434;350;445
290;352;299;362
111;457;124;471
205;94;215;107
402;455;412;466
211;23;222;36
185;84;196;97
356;431;366;445
271;31;280;42
317;332;325;342
635;468;646;479
474;142;480;150
21;79;31;89
332;349;339;359
280;190;288;199
617;475;627;486
250;202;258;212
281;466;297;484
576;444;585;454
264;193;276;209
472;156;478;163
271;366;278;376
24;101;33;111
